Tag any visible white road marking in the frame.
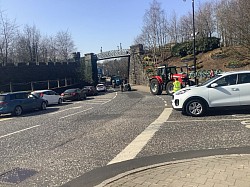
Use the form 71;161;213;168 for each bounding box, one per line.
0;125;40;139
167;118;250;123
108;108;172;165
49;106;82;115
232;114;250;118
241;120;250;128
60;107;94;119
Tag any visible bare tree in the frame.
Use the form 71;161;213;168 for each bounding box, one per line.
21;25;41;64
135;0;168;62
55;30;75;62
196;2;215;39
167;11;179;44
0;11;17;65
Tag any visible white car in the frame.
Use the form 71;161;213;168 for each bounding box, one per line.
172;71;250;117
96;84;107;92
31;90;63;106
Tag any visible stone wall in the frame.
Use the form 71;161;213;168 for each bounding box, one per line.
129;44;148;85
0;62;79;85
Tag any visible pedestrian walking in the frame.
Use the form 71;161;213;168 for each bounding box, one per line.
173;78;181;93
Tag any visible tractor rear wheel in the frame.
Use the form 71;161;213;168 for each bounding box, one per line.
166;81;174;95
150;79;162;95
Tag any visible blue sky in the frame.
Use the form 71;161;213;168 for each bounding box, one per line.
0;0;209;55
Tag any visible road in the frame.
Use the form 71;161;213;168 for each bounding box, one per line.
1;89;250;186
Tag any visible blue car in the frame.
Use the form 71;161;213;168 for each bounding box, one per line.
0;91;47;116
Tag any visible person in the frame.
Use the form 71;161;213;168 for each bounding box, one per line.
210;69;215;78
173;78;181;93
112;80;115;88
120;81;124;92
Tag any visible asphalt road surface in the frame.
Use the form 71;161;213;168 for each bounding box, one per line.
1;89;250;186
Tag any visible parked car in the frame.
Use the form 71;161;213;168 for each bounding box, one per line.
61;88;86;101
96;84;107;92
0;91;47;116
82;86;98;96
31;90;63;106
172;71;250;117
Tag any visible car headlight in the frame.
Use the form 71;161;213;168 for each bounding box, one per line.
175;88;191;95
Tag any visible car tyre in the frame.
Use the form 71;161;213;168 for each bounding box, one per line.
58;98;63;104
13;106;23;116
40;101;47;110
185;99;206;117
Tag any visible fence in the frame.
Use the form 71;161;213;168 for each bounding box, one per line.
0;78;77;93
188;69;223;79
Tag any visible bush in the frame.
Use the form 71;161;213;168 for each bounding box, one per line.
225;60;250;68
171;37;220;57
211;52;227;60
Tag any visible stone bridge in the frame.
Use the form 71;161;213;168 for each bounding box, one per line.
85;44;145;85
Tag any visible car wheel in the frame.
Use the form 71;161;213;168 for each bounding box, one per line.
40;101;47;110
13;106;23;116
185;99;206;117
77;95;81;101
58;98;63;104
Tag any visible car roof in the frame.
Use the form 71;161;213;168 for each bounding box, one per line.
0;91;30;96
219;70;250;76
32;90;52;93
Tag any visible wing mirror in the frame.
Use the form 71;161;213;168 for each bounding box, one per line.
210;83;218;88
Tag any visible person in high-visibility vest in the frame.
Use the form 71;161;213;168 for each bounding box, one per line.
173;78;181;93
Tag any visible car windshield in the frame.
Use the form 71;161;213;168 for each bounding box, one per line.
200;74;222;86
64;89;76;93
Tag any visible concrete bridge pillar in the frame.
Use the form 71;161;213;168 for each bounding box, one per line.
84;53;98;85
129;44;144;84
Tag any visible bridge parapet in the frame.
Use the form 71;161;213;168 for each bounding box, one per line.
97;49;130;60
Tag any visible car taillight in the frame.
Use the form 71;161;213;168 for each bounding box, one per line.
61;93;64;96
71;92;76;96
0;101;7;106
40;93;44;97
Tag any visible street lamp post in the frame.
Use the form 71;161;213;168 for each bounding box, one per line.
192;0;197;85
184;0;197;84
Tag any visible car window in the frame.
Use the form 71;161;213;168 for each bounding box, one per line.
15;93;28;99
0;95;6;101
215;74;237;86
238;73;250;84
65;89;75;93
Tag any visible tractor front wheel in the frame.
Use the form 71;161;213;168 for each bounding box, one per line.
166;81;174;95
150;79;162;95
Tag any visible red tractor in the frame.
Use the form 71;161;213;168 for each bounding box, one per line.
149;65;194;95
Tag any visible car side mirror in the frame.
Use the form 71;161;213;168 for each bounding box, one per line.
210;83;218;88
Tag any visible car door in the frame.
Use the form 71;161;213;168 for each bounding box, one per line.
48;91;57;104
44;91;53;105
19;93;36;110
208;74;240;107
238;73;250;105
